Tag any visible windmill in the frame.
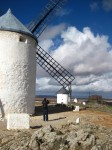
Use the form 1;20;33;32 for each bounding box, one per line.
27;0;75;95
0;0;75;118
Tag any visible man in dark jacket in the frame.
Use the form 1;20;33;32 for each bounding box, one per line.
42;98;49;121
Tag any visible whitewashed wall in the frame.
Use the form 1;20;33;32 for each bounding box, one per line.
57;94;69;105
0;31;37;118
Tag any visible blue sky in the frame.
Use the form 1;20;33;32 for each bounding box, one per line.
1;0;112;98
1;0;112;43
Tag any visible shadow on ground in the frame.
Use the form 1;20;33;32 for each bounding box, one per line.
34;104;72;116
49;117;66;121
30;125;43;129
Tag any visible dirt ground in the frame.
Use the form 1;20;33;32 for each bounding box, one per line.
0;100;112;150
30;100;112;130
30;109;112;130
0;102;112;132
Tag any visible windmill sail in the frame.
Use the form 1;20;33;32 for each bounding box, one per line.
36;45;75;88
27;0;75;88
27;0;68;38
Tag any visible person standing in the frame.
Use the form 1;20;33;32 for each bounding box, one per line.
42;98;49;121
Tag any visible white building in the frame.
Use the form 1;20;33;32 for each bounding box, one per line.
0;9;37;118
57;87;69;105
74;98;78;103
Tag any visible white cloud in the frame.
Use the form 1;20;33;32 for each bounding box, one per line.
90;0;112;12
38;23;66;41
36;23;67;79
52;26;112;76
90;1;99;11
38;39;54;52
36;25;112;95
56;9;72;17
102;0;112;11
73;73;112;92
37;23;66;53
36;77;60;93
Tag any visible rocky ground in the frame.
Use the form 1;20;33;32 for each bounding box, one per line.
0;102;112;150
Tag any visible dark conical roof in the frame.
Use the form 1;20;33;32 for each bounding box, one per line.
0;9;36;40
57;87;69;94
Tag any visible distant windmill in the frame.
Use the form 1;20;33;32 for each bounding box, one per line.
0;0;74;118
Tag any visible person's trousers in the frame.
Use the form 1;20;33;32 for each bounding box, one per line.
43;109;48;121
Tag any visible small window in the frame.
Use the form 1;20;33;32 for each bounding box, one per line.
19;36;27;43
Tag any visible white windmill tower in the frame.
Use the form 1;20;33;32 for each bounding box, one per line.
0;0;75;119
57;87;69;105
0;9;37;118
